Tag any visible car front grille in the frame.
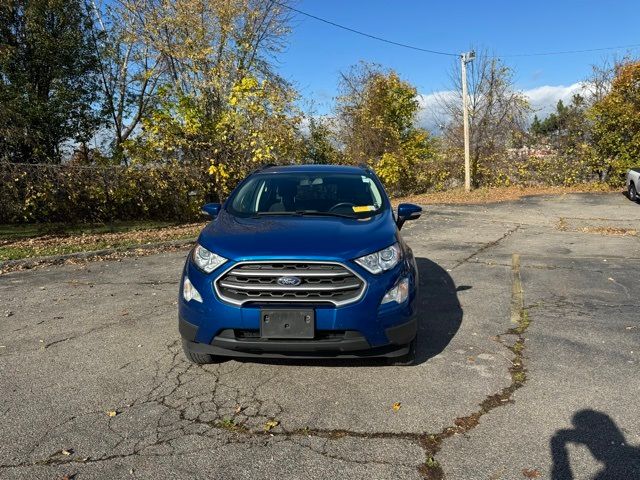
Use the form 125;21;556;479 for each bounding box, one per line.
214;261;366;306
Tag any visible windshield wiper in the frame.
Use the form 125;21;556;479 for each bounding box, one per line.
252;210;357;219
294;210;357;219
252;211;302;217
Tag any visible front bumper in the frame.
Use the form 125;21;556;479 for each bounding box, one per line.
180;316;417;359
178;254;419;358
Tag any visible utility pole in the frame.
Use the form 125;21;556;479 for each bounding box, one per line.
461;51;475;192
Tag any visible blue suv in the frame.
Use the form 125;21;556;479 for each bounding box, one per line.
179;164;422;365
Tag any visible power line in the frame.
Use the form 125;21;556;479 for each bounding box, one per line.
274;1;640;59
272;1;458;57
501;43;640;57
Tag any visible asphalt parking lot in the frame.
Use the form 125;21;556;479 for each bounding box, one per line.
1;193;639;480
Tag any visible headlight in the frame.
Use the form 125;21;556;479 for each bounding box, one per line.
381;277;409;304
192;244;227;273
355;243;401;274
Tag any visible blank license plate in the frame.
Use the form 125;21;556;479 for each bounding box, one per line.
260;309;315;339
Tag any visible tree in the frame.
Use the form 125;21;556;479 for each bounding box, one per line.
530;115;543;136
335;63;439;194
0;0;100;163
87;0;164;163
336;63;417;164
531;97;589;146
438;51;530;186
589;60;640;182
122;0;302;198
304;116;341;164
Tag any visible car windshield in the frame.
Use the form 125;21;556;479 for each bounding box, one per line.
227;172;386;218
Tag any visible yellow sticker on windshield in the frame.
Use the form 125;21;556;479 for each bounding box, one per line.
352;205;375;212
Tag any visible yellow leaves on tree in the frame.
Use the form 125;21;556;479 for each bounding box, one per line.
336;64;440;195
119;0;299;199
589;61;640;181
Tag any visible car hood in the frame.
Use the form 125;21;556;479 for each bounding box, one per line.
197;210;398;261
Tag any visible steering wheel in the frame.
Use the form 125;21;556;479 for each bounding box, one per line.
328;202;356;212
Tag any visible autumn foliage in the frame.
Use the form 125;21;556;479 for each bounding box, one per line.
1;1;640;225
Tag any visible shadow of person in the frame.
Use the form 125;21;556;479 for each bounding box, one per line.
413;257;464;364
551;409;640;479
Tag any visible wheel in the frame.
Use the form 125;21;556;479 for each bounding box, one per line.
388;336;417;366
629;183;638;202
182;341;218;364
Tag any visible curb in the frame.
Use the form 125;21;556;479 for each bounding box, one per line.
0;238;195;274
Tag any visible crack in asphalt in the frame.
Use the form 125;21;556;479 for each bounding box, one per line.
0;251;533;479
450;226;520;271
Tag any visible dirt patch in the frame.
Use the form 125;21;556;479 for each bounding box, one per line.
395;185;616;206
556;217;637;236
579;226;637;236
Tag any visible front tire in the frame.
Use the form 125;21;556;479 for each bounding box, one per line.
629;182;638;202
182;342;218;364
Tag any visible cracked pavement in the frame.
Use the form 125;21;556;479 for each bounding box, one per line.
1;193;639;479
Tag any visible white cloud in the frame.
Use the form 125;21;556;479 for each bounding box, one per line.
524;82;585;117
416;91;455;132
416;82;588;132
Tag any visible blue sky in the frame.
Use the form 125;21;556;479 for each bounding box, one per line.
276;0;640;119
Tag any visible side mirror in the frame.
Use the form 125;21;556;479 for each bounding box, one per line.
396;203;422;230
201;203;221;218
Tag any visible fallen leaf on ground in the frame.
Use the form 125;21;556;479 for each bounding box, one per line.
107;410;118;417
392;402;402;412
235;405;242;414
61;449;73;456
522;468;541;478
263;420;279;431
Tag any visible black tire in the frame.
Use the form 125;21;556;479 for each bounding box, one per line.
629;183;638;202
182;342;217;364
388;336;417;366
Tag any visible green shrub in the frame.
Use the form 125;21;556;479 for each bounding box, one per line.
0;162;210;224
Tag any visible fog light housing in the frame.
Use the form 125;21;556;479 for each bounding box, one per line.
381;277;409;305
183;277;202;303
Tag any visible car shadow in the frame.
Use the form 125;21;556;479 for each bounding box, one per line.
413;257;464;365
233;256;464;367
550;409;640;479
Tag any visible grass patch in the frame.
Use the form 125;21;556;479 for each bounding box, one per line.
0;220;179;241
0;222;204;261
215;418;249;433
508;310;530;335
425;457;440;468
511;340;525;355
512;371;527;384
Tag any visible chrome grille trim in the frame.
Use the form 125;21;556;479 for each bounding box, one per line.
214;261;367;306
218;281;362;292
232;269;350;277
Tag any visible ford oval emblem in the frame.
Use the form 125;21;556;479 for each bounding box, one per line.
277;276;302;287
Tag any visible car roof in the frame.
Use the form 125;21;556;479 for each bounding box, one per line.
255;164;369;175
